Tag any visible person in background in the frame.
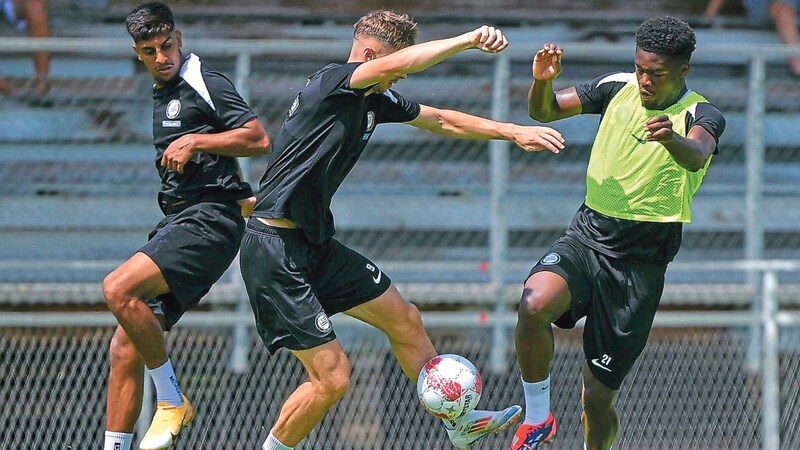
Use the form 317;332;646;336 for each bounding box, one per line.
706;0;800;77
0;0;51;96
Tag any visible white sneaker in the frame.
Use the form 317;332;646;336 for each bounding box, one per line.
445;405;522;449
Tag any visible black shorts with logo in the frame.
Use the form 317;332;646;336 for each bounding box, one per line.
240;218;392;354
139;201;244;331
528;234;667;390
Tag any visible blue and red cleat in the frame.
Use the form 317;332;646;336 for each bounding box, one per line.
509;412;558;450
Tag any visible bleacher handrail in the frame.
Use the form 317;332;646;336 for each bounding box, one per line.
3;37;800;60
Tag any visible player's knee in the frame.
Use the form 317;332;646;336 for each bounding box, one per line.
102;273;139;315
317;366;351;402
102;273;127;310
518;287;557;325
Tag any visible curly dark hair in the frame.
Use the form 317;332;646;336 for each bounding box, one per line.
635;16;696;63
126;2;175;43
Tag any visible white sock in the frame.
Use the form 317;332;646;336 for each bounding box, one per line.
522;376;550;424
103;431;133;450
147;359;183;406
262;431;294;450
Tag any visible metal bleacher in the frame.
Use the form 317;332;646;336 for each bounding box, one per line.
1;8;800;307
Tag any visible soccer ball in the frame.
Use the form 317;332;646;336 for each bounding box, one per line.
416;354;482;420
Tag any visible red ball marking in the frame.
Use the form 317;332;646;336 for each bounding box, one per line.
429;372;463;401
424;356;442;371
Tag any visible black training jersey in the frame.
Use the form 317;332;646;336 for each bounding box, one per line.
252;62;421;243
151;53;255;206
568;72;726;262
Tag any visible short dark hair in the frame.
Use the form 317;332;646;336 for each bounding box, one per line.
635;16;696;63
354;10;418;50
126;2;175;42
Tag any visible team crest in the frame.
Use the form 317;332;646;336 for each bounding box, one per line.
315;312;331;333
166;99;181;119
541;253;560;265
365;111;375;132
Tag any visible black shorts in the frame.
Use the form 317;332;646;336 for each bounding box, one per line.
139;201;244;331
240;218;392;354
528;234;667;390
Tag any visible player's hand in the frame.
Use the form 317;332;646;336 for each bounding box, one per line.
466;26;508;54
512;125;565;154
161;134;196;173
644;115;674;142
238;196;256;217
533;43;563;81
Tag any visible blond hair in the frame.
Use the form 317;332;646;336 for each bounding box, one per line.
353;10;417;50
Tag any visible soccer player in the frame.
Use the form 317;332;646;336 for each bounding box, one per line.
239;10;565;450
103;3;270;450
510;16;726;450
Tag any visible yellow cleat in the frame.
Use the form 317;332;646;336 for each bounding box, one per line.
139;394;194;450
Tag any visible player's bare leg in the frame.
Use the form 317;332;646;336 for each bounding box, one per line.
347;285;522;449
107;326;146;432
344;285;436;380
515;272;570;381
104;326;145;450
103;253;171;368
269;340;350;447
581;363;618;450
103;252;192;449
510;272;570;449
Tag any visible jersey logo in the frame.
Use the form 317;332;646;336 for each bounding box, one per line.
630;132;647;145
315;312;332;333
366;111;375;132
541;253;560;265
366;262;382;284
166;99;181;119
382;90;399;104
288;95;300;118
162;120;181;128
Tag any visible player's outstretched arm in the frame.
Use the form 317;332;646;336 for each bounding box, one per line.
350;26;508;90
408;104;565;154
160;119;270;173
528;43;582;123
